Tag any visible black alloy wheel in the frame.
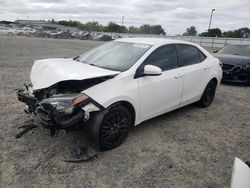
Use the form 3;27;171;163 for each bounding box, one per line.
100;106;131;150
199;80;217;107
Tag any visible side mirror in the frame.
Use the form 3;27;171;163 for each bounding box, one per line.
143;65;162;76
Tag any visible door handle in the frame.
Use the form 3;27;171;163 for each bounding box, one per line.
174;73;184;79
204;66;210;70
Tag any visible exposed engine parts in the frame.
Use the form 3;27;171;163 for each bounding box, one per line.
17;76;112;132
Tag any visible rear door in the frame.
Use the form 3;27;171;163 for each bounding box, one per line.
137;44;184;121
177;44;210;106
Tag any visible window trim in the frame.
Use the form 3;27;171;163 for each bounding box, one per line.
134;44;181;78
176;44;207;67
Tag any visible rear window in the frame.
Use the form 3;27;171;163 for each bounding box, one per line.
179;44;207;66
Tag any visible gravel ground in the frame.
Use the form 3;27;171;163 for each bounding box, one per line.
0;36;249;188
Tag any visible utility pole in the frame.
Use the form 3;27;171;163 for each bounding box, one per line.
121;16;124;26
208;9;215;31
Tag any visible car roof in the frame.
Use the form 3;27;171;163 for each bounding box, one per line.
116;37;194;46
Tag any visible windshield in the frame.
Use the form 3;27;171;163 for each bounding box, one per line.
219;45;250;57
77;41;152;71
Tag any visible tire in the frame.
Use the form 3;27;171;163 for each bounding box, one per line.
86;105;132;151
7;32;13;36
199;80;217;107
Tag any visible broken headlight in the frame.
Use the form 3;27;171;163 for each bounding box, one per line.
40;93;89;114
240;63;250;70
245;63;250;69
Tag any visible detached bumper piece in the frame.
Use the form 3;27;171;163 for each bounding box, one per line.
222;64;250;84
15;124;38;138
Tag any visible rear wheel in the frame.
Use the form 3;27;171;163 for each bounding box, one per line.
199;80;217;107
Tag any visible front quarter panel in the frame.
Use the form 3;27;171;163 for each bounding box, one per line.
83;73;141;125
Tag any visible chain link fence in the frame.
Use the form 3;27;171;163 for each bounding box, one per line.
93;31;250;48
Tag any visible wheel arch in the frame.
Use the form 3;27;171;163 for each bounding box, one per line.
210;77;218;86
108;100;136;127
199;76;219;100
205;76;219;89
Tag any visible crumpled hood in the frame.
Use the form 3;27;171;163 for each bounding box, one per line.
30;58;119;90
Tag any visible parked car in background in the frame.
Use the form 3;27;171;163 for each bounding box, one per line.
80;32;93;40
56;31;72;39
0;27;17;36
72;31;85;39
96;34;113;41
213;45;250;84
46;30;61;38
17;38;222;151
16;27;36;36
48;30;72;39
30;30;50;38
72;31;94;40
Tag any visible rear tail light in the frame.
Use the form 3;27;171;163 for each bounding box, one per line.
219;61;223;68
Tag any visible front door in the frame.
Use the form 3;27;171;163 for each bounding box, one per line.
137;44;184;121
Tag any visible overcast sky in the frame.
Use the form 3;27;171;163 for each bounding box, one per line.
1;0;249;35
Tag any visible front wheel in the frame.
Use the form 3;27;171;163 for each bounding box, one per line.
86;105;132;151
199;80;217;107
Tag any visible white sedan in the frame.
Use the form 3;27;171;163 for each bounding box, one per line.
0;27;17;36
17;38;222;151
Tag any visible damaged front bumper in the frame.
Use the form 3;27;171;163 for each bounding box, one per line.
17;88;38;113
36;102;84;129
222;64;250;84
17;86;102;131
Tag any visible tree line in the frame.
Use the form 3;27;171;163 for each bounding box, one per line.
183;26;250;38
50;19;249;38
52;20;166;35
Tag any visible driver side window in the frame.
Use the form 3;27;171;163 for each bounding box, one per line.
144;44;179;71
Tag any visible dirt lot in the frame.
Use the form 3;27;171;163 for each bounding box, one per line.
0;36;249;188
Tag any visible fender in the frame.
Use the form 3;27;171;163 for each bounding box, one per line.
92;96;140;126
